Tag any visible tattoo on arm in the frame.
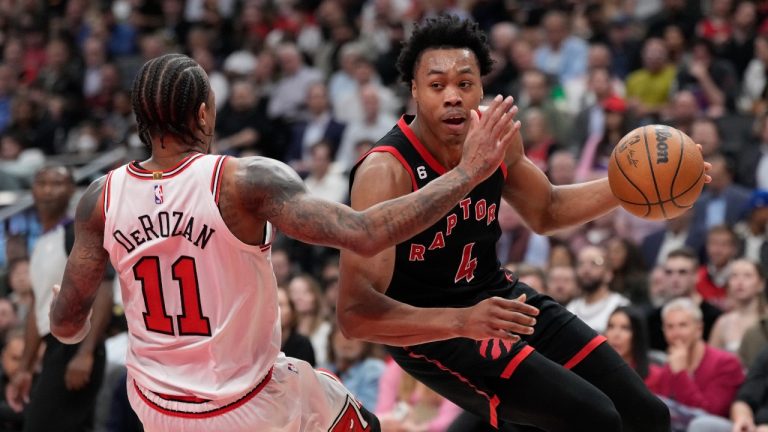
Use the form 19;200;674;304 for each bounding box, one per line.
51;177;110;333
236;156;475;254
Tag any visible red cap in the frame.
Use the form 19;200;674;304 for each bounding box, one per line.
602;95;627;113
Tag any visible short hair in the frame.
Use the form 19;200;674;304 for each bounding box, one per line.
666;247;699;267
397;15;494;85
662;297;703;323
131;54;211;150
35;165;75;184
707;224;738;245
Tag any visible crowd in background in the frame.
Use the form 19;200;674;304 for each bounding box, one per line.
1;0;768;431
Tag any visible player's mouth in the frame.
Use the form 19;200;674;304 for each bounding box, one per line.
441;112;467;133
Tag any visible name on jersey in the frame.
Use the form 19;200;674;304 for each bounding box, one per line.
112;211;216;253
408;197;496;261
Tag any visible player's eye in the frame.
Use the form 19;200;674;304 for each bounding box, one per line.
430;82;443;89
459;81;473;89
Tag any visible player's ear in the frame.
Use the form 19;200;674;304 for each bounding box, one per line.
411;79;417;100
198;102;208;127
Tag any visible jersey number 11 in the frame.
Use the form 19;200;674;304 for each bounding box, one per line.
133;256;212;336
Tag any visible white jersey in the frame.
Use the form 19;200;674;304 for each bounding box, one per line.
103;153;280;400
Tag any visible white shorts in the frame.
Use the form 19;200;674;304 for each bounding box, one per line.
128;354;375;432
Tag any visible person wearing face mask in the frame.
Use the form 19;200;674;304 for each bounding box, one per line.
566;245;629;334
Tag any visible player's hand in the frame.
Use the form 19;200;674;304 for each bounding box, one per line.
6;370;33;412
458;95;520;183
695;144;713;183
458;294;539;341
65;351;94;390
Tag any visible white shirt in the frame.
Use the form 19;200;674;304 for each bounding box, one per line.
567;292;630;334
656;230;688;266
336;114;398;170
30;224;68;337
305;167;349;204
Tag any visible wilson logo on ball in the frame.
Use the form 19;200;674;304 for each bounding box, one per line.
654;127;671;164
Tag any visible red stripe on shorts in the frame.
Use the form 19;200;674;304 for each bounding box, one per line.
564;335;607;370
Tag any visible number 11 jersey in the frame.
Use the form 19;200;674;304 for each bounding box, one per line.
103;153;280;400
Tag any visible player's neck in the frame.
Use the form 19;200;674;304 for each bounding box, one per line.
141;139;205;170
409;116;464;170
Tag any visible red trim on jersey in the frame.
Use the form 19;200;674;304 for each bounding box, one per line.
134;367;273;419
397;117;448;175
499;162;508;179
500;345;534;378
126;153;204;180
102;170;114;221
361;146;419;191
210;156;228;205
563;335;607;370
406;349;499;428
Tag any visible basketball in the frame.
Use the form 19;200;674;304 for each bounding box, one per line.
608;124;705;220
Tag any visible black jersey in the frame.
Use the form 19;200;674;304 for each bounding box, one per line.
350;116;510;308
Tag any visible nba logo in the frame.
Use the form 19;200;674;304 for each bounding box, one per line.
154;185;164;204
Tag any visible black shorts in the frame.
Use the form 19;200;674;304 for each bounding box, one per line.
386;280;605;428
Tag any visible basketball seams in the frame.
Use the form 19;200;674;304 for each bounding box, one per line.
669;128;685;207
612;138;652;217
616;168;703;207
642;126;668;218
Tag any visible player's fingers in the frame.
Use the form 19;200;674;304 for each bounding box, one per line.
485;96;513;130
498;320;536;335
488;329;521;343
492;297;540;316
480;94;503;127
497;119;521;151
5;386;20;412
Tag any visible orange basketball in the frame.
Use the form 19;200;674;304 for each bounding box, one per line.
608;124;705;220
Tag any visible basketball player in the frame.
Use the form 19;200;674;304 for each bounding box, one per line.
47;54;522;432
339;17;709;431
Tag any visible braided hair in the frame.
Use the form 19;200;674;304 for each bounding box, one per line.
131;54;211;150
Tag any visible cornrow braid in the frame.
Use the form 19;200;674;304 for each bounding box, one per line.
131;54;211;151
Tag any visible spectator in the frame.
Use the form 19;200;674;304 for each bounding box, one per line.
605;306;662;388
649;298;744;427
333;57;400;125
0;63;17;133
5;166;113;431
0;329;25;432
689;346;768;432
694;0;733;49
215;80;271;157
336;83;398;172
0;133;45;188
6;258;32;322
545;150;576;186
272;247;296;288
689;117;724;160
606;14;643;80
545;264;580;306
514;264;546;294
739;34;768;116
277;286;315;366
569;67;619;152
267;43;323;122
709;259;766;354
646;0;700;40
675;38;739;116
691;152;751;231
647;248;722;351
286;82;346;173
376;359;462;432
575;95;632;181
605;237;651;305
563;43;625;116
287;273;332;366
534;10;589;83
723;0;758;82
641;206;705;267
697;225;740;309
665;90;702;137
735;189;768;267
567;244;630;333
625;38;677;120
518;69;571;146
521;108;558;172
304;140;348;204
325;324;385;409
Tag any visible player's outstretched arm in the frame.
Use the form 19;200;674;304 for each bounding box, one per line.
50;177;110;344
241;95;520;256
337;152;538;346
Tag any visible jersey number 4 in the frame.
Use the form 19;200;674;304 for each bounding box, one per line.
133;256;211;336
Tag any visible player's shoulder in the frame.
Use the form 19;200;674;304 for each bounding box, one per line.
76;174;109;225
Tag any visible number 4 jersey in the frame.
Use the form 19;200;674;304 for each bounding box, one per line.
350;116;510;309
103;153;280;400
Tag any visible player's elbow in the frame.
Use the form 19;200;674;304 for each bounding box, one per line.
337;312;365;339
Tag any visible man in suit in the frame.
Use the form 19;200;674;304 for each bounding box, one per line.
285;82;346;175
641;209;705;267
692;153;751;231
